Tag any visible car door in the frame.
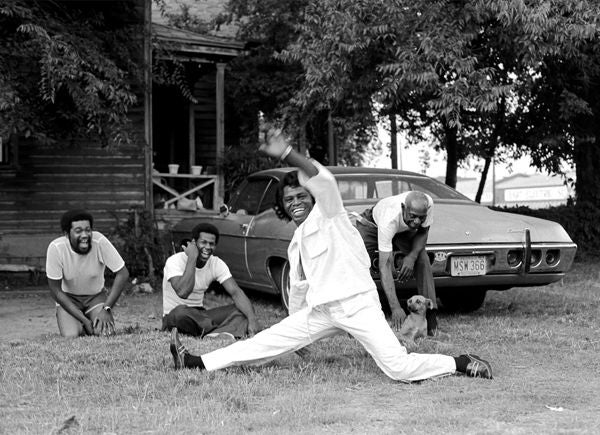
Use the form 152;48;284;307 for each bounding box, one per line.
218;177;272;283
244;177;294;288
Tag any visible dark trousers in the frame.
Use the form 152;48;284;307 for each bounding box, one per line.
355;209;438;309
162;304;249;338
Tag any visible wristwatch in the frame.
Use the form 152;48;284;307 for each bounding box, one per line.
103;305;112;313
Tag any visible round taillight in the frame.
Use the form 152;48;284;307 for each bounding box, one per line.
530;250;542;267
546;250;560;266
507;250;522;267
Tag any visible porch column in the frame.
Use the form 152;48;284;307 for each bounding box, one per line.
188;102;195;170
215;62;226;205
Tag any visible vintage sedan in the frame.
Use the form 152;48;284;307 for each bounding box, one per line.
172;167;577;312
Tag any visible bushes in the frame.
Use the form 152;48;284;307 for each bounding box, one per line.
109;207;168;286
490;202;600;259
220;139;279;200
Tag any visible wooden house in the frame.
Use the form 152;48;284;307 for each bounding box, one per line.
0;0;245;273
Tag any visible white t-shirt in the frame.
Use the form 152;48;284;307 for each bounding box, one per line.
45;231;125;295
371;192;434;252
162;252;232;315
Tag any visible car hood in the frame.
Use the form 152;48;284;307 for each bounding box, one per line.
346;201;574;245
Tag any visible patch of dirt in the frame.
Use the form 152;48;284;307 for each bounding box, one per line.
0;288;164;342
0;289;56;341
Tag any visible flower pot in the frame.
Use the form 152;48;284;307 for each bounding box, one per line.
191;165;203;176
168;164;179;174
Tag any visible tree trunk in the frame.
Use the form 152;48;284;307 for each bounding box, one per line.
327;111;336;165
475;156;492;203
574;135;600;206
475;101;505;203
390;114;398;169
444;123;458;188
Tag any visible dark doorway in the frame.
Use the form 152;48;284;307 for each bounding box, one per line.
152;84;190;173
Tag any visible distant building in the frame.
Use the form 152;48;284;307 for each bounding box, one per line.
450;172;575;208
494;172;575;208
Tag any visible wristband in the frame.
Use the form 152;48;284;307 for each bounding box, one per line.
280;145;293;161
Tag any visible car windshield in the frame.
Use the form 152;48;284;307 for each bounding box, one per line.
335;174;470;201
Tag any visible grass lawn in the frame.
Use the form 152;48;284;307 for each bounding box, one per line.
1;261;599;434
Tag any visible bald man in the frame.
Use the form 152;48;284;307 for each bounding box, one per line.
355;191;438;336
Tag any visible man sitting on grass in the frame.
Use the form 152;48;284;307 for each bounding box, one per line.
162;223;260;339
168;129;493;382
46;209;129;337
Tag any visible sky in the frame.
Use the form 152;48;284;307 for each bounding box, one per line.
368;127;576;204
371;128;551;181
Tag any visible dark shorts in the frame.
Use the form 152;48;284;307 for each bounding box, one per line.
59;292;106;315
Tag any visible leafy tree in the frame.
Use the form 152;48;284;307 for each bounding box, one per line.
221;0;377;166
279;0;600;195
279;0;518;186
508;26;600;204
164;0;600;206
0;0;142;147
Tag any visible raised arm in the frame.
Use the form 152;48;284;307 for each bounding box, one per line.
259;129;318;178
169;242;199;298
260;129;343;217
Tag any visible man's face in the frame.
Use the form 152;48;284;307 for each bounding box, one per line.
283;185;314;226
195;232;217;263
402;203;428;230
68;220;92;254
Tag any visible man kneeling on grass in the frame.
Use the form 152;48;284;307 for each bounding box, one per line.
168;129;493;382
162;223;260;339
46;210;129;337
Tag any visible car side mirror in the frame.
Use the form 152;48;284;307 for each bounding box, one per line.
219;204;230;217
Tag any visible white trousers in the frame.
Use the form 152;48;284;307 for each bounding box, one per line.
201;291;456;382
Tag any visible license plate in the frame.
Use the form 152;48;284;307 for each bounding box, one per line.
451;256;487;276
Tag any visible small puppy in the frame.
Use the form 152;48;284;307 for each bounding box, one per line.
397;295;433;346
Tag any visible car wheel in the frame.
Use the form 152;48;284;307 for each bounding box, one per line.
438;287;487;313
272;261;290;312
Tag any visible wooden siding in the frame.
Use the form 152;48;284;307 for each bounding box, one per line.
0;137;146;268
0;0;148;270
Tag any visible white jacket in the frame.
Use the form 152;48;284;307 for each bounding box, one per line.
287;161;377;313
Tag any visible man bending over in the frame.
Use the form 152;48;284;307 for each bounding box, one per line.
355;191;439;335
